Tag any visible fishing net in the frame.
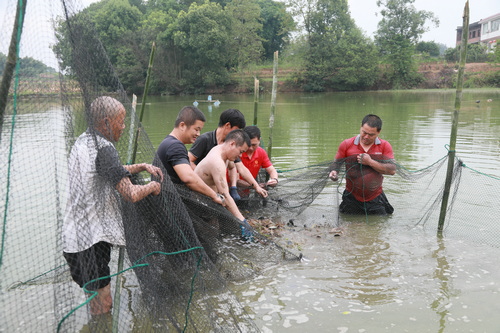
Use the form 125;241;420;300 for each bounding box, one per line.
240;153;500;250
0;1;298;332
2;1;500;332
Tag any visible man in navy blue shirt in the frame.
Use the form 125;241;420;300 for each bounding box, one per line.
156;106;224;205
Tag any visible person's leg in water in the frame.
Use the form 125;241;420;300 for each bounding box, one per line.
89;283;113;315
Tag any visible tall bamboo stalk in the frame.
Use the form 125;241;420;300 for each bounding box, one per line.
114;42;156;333
253;77;259;125
0;0;27;134
130;42;156;164
267;51;278;160
437;1;469;233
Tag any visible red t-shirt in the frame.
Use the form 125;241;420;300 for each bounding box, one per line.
335;135;394;202
240;146;273;179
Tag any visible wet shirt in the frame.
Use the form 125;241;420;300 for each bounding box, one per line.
63;130;131;253
335;135;394;202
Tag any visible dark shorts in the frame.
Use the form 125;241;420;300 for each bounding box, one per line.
63;241;112;291
339;190;394;215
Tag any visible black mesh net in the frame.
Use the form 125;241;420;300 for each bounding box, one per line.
1;1;298;331
2;1;500;332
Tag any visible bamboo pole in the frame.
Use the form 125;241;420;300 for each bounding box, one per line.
130;42;156;164
253;77;259;125
114;42;156;333
267;51;278;160
437;1;469;234
0;0;27;134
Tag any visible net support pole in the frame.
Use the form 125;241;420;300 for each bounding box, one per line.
267;51;278;160
253;77;259;125
113;42;156;333
130;41;156;164
0;0;27;134
437;1;469;234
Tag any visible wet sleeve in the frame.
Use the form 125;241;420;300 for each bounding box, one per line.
95;146;131;187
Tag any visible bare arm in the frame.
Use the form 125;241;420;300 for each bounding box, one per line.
116;177;161;203
264;165;279;187
123;163;164;182
235;162;268;197
174;163;224;205
210;165;244;220
188;152;197;170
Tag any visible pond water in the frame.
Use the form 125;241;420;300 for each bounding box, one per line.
138;90;500;332
3;90;499;332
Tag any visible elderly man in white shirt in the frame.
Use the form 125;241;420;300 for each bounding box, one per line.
62;96;162;315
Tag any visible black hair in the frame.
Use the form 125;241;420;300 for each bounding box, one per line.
243;125;261;140
175;106;206;127
218;108;246;129
362;114;382;131
225;129;250;147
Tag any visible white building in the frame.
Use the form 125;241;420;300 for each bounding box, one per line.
479;13;500;52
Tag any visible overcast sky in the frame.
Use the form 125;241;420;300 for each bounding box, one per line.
349;0;500;47
1;0;499;69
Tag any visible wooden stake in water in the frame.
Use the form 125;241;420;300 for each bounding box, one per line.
267;51;279;160
438;1;469;234
114;42;156;333
253;77;259;125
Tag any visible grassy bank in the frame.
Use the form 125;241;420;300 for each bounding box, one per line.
225;62;500;94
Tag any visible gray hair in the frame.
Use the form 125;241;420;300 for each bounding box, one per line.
89;96;123;128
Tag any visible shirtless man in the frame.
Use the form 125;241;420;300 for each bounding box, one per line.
194;129;253;237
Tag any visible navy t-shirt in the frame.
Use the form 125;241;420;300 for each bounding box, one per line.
189;129;241;164
156;135;190;184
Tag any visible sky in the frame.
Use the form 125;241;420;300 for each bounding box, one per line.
348;0;500;47
1;0;499;69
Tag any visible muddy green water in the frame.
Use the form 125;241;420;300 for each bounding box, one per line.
138;90;500;332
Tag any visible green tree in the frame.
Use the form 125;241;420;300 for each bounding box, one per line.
53;0;146;93
225;0;264;73
257;0;294;61
416;41;440;57
444;44;489;63
375;0;438;88
140;9;181;94
330;28;379;90
287;0;378;91
172;2;234;91
0;53;54;77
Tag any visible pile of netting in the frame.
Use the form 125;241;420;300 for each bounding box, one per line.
0;1;299;332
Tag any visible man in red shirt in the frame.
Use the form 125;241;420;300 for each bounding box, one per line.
329;114;396;215
237;126;279;188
